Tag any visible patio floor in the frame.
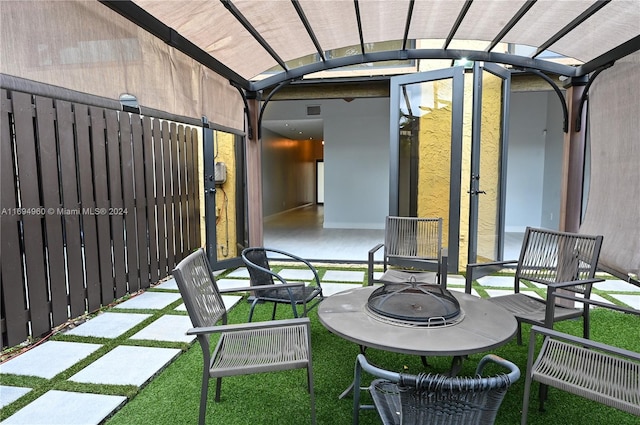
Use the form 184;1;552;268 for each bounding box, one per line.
1;266;638;424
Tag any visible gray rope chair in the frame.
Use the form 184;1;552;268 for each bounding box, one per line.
368;216;446;287
352;354;520;425
466;227;603;344
241;247;323;322
173;248;316;425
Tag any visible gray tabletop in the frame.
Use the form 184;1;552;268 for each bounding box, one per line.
318;286;517;357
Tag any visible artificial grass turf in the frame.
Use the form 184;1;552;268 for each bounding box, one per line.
105;299;640;425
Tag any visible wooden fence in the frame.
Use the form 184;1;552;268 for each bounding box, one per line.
1;88;201;348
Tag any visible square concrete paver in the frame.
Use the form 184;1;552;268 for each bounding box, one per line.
321;282;360;296
0;390;126;425
175;295;242;313
446;275;466;287
278;268;316;281
154;278;178;290
323;270;365;283
69;345;180;387
0;341;102;379
610;293;640;309
65;312;151;339
225;268;250;278
476;275;514;287
0;386;31;408
129;315;196;343
594;280;639;292
216;278;251;292
113;291;181;310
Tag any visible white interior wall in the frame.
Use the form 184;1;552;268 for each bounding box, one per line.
506;91;563;232
541;93;564;230
262;97;390;229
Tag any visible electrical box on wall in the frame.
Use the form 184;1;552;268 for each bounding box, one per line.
214;162;227;185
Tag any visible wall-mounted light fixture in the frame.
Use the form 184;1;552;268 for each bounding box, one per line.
119;93;140;113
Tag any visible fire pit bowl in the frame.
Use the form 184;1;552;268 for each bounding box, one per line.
366;279;464;327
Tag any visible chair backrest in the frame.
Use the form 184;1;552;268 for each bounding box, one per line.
516;227;603;293
172;248;228;330
389;374;512;424
243;247;277;287
358;354;519;425
385;216;443;266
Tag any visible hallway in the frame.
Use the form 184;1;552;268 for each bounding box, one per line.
263;204;384;263
263;204;524;264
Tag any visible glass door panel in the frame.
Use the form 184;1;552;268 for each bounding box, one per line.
468;63;510;264
390;68;464;271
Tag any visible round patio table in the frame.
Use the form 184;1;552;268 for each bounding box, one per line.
318;285;517;377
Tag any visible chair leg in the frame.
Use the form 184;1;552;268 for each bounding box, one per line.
199;372;210;425
583;311;590;339
214;377;222;402
421;356;430;368
271;302;278;320
538;383;548;412
290;301;299;318
248;299;259;322
307;366;317;425
521;374;532;425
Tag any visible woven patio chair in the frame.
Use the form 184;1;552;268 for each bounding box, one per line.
465;227;604;344
368;216;447;287
352;353;520;425
521;325;640;424
241;247;323;322
173;249;316;425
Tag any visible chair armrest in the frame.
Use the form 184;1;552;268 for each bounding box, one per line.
219;282;304;293
465;260;518;293
466;259;518;269
368;244;385;286
529;325;640;361
187;317;310;336
368;243;384;257
475;354;521;384
546;277;604;289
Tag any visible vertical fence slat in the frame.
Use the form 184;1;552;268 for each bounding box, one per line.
178;125;189;261
1;89;29;346
132;115;149;289
154;119;167;279
120;114;139;292
143;117;159;283
185;127;196;252
164;121;176;271
75;104;101;311
90;107;115;304
106;110;127;298
171;123;181;266
57;100;86;318
13;92;50;337
35;96;67;326
192;130;201;249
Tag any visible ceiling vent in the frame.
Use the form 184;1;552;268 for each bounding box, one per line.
306;105;321;116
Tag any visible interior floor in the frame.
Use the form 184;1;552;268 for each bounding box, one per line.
263;204;524;264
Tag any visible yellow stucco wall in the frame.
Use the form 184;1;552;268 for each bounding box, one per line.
416;79;453;248
416;71;502;271
477;71;503;262
213;131;238;259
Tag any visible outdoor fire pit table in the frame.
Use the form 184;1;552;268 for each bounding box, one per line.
318;284;517;378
